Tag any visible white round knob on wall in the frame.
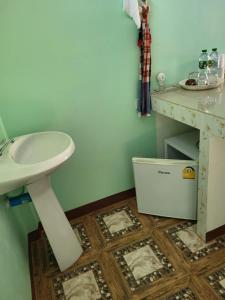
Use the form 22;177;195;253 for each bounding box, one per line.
156;72;166;90
157;72;166;83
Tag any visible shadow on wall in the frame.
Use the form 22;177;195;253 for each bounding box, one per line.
125;127;157;185
0;115;8;141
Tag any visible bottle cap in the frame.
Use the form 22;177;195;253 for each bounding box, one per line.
212;48;217;51
202;49;207;53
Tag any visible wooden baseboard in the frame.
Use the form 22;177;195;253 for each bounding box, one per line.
65;188;135;220
35;188;135;232
206;224;225;242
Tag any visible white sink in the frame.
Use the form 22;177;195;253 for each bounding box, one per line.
10;131;73;165
0;131;74;194
0;131;83;271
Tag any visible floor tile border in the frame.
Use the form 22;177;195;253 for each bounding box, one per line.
165;287;197;299
207;265;225;298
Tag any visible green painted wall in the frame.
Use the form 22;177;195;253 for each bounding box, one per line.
0;200;32;300
0;2;155;298
1;0;225;299
1;1;225;213
0;0;156;214
150;0;225;88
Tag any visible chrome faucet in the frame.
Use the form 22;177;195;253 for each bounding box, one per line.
0;138;14;156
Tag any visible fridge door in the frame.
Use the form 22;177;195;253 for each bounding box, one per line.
132;158;198;220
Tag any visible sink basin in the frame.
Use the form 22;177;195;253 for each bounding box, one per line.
0;131;83;271
10;131;73;165
0;131;74;195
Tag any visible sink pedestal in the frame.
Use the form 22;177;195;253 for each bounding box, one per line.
0;130;82;270
27;176;83;271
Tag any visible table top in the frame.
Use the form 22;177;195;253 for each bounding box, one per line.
152;83;225;119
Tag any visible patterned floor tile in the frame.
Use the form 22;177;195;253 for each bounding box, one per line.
30;198;225;300
113;237;175;292
165;287;197;299
52;261;112;300
177;225;209;253
124;245;163;280
96;206;142;241
46;223;91;268
166;222;225;261
207;266;225;298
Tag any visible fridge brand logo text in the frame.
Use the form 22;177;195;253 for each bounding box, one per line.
158;170;171;175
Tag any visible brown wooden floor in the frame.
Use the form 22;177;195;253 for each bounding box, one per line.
30;197;225;299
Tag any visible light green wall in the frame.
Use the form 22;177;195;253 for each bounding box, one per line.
0;0;156;213
0;200;32;300
150;0;225;88
0;1;225;299
0;2;155;298
1;1;225;212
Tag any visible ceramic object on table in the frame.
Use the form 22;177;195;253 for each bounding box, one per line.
179;79;224;91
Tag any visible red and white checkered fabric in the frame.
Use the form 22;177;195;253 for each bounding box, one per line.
137;6;152;116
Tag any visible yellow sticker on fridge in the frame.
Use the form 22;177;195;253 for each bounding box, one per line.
183;166;195;179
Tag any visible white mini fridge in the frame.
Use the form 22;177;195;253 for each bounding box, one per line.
132;131;199;220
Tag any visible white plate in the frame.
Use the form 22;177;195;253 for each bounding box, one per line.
179;79;224;91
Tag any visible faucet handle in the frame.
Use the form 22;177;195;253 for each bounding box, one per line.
0;138;14;156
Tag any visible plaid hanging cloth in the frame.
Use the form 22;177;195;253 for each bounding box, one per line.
137;6;152;116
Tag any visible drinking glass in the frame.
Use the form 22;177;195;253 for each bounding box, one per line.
188;71;199;82
198;70;208;86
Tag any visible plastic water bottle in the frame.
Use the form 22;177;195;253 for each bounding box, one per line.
208;48;219;69
198;49;208;85
208;48;219;84
199;49;208;70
